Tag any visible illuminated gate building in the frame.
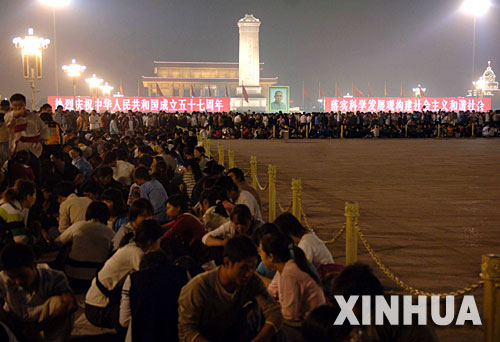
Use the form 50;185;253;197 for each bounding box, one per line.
141;61;277;99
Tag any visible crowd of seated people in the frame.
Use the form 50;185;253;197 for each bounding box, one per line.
0;93;444;341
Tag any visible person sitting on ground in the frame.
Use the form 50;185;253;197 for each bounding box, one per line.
101;188;129;232
0;179;37;245
274;213;336;280
5;151;34;185
85;220;164;330
198;188;230;231
259;232;326;340
160;194;205;260
133;166;168;223
119;249;188;342
79;179;103;202
194;146;209;171
93;166;125;196
112;198;153;251
180;159;203;204
50;150;85;185
113;149;135;187
227;167;262;210
0;243;77;341
202;204;261;247
55;201;114;291
55;181;92;233
68;146;93;178
216;176;263;222
178;235;283;342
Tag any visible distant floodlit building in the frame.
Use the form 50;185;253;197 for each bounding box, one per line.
469;61;499;98
141;61;277;97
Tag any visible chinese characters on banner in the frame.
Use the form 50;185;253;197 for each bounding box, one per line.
47;96;231;113
323;97;492;113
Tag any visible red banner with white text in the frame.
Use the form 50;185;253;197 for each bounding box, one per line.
48;96;231;113
324;97;491;113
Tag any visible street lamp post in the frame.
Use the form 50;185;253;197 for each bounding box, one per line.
39;0;70;96
99;82;114;97
62;59;86;112
461;0;491;87
12;28;50;110
85;74;103;110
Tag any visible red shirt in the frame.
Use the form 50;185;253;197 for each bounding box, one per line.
161;213;205;246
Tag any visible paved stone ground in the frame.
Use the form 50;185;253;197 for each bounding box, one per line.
215;138;500;342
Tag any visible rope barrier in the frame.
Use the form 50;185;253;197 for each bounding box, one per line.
298;198;346;244
254;176;269;191
278;200;292;213
357;225;484;297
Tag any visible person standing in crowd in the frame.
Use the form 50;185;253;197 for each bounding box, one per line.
89;110;101;133
0;100;11;166
4;94;48;184
109;114;119;136
39;104;63;158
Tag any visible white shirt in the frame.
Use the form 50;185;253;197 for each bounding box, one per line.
113;159;135;186
298;232;334;270
236;190;263;222
89;114;101;130
85;242;144;307
201;221;233;245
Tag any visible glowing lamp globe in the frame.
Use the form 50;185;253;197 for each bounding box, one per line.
461;0;491;17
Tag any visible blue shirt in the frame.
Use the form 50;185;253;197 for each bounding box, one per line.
140;179;168;223
72;156;93;178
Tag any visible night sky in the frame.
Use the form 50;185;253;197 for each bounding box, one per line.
1;0;498;107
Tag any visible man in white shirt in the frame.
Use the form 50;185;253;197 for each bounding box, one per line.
217;176;263;222
89;110;101;132
54;182;92;233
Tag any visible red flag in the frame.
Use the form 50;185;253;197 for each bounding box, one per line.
319;86;326;98
137;80;142;97
208;87;212;97
225;86;229;97
191;85;196;97
352;85;366;97
120;81;125;96
335;83;341;97
400;83;406;97
303;85;312;103
384;82;388;97
368;83;373;97
156;83;164;97
242;84;249;103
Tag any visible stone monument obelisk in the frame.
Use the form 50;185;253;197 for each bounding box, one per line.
233;14;266;111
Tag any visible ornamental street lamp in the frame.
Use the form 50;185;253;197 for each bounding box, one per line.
12;28;50;110
85;74;103;97
62;59;86;111
461;0;491;87
99;82;114;97
39;0;70;96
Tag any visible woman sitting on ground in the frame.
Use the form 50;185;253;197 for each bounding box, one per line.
161;194;205;260
201;204;261;247
101;188;129;232
55;201;115;291
258;232;326;340
199;188;230;232
274;213;336;280
112;198;154;251
85;220;164;330
0;179;37;245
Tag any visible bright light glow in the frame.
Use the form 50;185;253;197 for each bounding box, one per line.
62;59;86;78
85;74;103;89
99;82;114;96
461;0;491;17
12;28;50;56
39;0;70;8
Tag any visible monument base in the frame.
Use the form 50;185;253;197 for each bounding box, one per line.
230;97;267;112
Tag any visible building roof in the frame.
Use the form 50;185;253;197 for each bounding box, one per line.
153;61;265;68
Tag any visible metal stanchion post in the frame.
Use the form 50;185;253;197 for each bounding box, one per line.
268;165;277;222
345;201;359;265
250;156;257;189
481;254;500;342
